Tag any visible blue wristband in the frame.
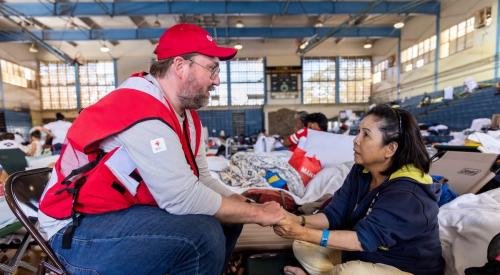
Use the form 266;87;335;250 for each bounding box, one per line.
320;229;330;247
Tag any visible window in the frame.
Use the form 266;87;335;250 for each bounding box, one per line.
0;59;37;89
79;61;115;108
302;57;336;104
208;61;228;106
440;17;475;58
229;58;264;106
40;62;76;110
402;35;436;73
339;57;371;103
373;59;389;84
40;61;115;110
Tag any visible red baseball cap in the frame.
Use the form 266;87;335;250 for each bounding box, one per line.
154;23;237;61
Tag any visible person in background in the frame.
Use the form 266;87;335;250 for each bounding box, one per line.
0;132;20;150
274;104;444;275
284;112;328;151
23;130;43;157
37;23;285;275
38;112;72;155
293;111;309;132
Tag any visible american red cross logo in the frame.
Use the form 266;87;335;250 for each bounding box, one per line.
150;137;166;153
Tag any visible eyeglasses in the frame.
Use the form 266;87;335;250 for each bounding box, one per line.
188;59;220;80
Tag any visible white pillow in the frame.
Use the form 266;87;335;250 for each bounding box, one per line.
300;130;355;168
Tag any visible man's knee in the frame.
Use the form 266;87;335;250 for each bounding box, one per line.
195;216;226;257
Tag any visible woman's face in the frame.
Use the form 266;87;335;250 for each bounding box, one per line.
353;115;396;168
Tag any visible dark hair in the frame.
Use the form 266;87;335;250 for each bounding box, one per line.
56;112;65;120
306;112;328;131
295;111;308;125
1;132;15;141
366;104;430;176
30;130;41;139
150;53;198;78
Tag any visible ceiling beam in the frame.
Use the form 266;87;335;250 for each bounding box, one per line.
0;1;439;17
0;27;400;42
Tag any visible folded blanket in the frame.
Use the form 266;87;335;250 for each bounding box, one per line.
439;188;500;275
219;152;305;197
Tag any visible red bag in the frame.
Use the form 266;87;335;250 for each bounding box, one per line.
288;147;322;187
242;189;298;212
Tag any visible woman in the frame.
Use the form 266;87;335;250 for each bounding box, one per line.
274;104;444;275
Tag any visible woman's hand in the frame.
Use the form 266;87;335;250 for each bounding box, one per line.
273;214;307;240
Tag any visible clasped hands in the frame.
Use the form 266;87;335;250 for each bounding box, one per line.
251;200;306;240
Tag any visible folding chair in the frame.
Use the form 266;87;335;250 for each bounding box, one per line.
0;149;28;175
4;168;66;274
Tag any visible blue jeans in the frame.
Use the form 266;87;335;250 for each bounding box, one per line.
50;206;242;274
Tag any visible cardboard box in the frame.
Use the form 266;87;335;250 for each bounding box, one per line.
430;151;498;195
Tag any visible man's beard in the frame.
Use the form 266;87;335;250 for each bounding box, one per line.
179;79;213;110
178;93;209;110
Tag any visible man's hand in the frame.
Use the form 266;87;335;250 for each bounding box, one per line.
253;201;286;226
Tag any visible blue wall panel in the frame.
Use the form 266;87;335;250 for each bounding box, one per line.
244;109;264;136
198;108;263;137
4;110;32;139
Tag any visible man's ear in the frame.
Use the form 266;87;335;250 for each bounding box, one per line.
172;57;187;79
385;141;398;159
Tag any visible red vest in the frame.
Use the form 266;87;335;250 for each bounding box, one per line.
39;74;202;220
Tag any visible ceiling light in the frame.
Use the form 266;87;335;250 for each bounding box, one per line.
363;41;372;49
153;15;161;28
299;41;309;50
314;20;324;28
393;21;405;29
100;43;110;53
235;20;245;28
28;43;38;53
234;42;243;50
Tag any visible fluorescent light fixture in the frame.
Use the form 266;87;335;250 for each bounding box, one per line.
363;42;372;49
393;21;405;29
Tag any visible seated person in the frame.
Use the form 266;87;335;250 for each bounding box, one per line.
420;93;431;107
284;112;328;151
274;104;444;275
22;130;43;157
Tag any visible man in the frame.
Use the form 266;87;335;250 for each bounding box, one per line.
38;23;284;274
283;112;328;151
39;112;72;154
293;111;308;132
